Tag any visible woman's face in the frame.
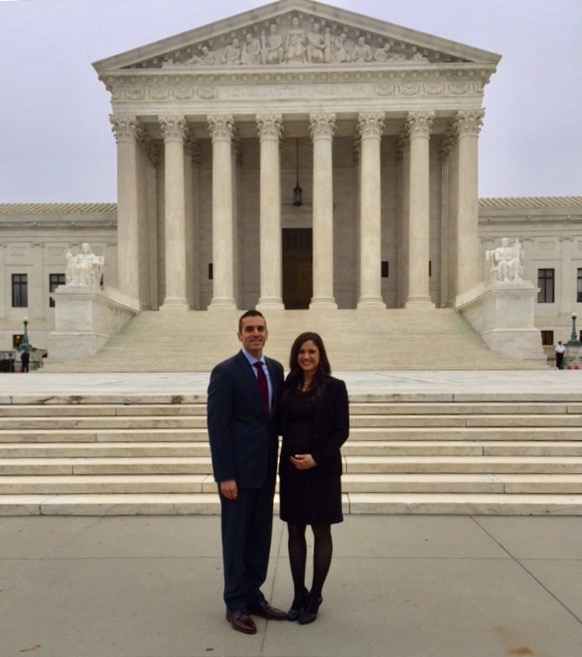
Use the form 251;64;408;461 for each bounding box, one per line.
297;340;320;376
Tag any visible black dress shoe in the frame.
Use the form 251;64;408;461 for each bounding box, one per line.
287;591;309;622
247;600;288;620
226;609;257;634
298;595;323;625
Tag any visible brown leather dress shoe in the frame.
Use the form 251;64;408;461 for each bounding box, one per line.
247;600;288;620
226;609;257;634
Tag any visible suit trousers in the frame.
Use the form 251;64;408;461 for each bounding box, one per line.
219;476;275;610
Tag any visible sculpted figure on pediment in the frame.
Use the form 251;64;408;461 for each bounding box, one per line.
261;24;284;64
284;16;306;64
305;23;327;64
241;33;262;65
222;38;242;65
331;33;351;63
351;36;372;63
184;45;217;66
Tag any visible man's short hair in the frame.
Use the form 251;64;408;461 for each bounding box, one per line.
238;309;266;333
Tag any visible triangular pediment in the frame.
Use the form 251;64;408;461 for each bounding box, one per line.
93;0;500;75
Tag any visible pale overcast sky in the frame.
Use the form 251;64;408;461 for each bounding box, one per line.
0;0;580;202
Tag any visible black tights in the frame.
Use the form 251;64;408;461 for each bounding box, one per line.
287;523;333;598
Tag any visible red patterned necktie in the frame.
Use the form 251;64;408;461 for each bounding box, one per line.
253;361;270;418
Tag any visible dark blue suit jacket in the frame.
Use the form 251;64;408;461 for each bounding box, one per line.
207;351;284;490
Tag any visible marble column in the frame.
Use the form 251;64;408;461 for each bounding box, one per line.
454;109;484;299
440;129;458;306
159;115;189;309
310;112;337;309
185;139;201;310
396;130;410;308
357;111;385;309
207;115;237;310
110;115;141;302
256;113;284;309
405;110;434;308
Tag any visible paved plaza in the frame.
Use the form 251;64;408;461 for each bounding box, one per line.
0;514;580;657
3;368;582;401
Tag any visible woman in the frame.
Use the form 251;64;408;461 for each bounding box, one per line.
279;332;349;624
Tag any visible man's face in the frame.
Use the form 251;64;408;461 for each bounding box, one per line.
238;316;268;358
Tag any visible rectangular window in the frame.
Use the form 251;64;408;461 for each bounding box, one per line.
381;261;389;278
49;273;66;307
577;269;582;303
537;269;554;303
540;330;554;346
11;274;28;307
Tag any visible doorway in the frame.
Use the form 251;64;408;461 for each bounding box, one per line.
282;228;312;309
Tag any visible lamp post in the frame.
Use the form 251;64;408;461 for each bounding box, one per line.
568;312;581;346
21;317;30;352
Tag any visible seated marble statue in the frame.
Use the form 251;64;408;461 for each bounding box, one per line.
66;243;104;288
486;237;524;283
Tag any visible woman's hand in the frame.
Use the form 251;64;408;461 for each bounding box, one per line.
290;453;317;470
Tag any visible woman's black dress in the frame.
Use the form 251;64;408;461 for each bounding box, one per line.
279;379;349;525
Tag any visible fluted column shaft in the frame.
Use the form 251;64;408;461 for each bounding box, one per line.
310;112;337;309
159;116;189;309
111;115;141;302
256;114;284;309
455;110;484;299
208;115;237;309
357;111;385;308
406;110;434;307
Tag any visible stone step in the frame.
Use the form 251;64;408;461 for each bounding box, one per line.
343;455;582;474
2;426;582;443
0;429;207;443
5;400;579;416
2;455;582;476
0;404;206;417
1;473;581;496
2;440;582;460
2;493;582;517
0;416;207;430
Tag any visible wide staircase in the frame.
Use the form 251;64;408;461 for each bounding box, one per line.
1;392;581;515
45;307;545;372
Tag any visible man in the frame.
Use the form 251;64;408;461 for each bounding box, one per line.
207;310;287;634
555;340;566;369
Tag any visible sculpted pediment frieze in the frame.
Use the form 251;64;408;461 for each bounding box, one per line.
94;2;500;79
135;12;459;70
129;12;464;70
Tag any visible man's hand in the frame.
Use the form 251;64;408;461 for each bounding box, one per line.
290;454;317;470
220;479;238;500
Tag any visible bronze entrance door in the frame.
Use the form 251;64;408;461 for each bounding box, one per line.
282;228;312;309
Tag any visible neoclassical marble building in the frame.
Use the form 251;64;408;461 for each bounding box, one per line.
1;1;581;362
94;0;497;312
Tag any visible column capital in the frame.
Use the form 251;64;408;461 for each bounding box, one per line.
454;109;485;137
159;115;188;143
208;114;235;142
357;111;385;139
309;112;336;140
406;110;434;139
256;113;283;141
110;115;140;143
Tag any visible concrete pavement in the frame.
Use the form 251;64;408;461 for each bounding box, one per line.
1;514;581;657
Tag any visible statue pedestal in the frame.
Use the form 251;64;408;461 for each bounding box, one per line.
47;286;140;363
456;281;546;362
565;343;582;369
